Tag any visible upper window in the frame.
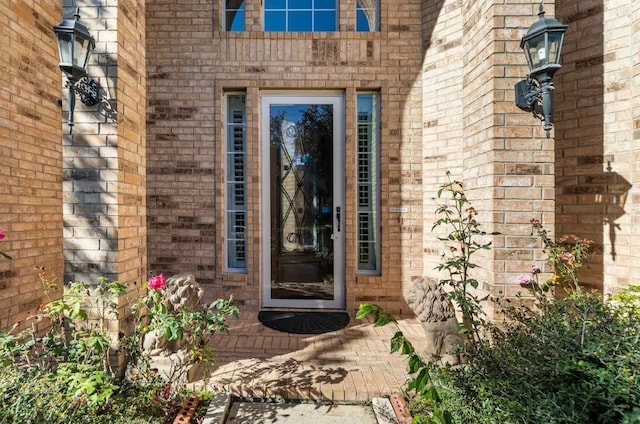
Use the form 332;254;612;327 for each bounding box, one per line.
264;0;337;32
356;0;379;32
225;0;245;31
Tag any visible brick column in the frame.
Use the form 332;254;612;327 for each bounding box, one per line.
421;0;465;279
61;0;146;317
460;1;555;312
633;2;640;290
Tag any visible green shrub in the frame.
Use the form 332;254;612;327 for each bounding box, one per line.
0;367;167;424
360;174;640;424
0;270;238;422
425;291;640;424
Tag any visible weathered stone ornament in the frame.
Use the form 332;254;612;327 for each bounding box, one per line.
142;273;205;382
405;277;465;365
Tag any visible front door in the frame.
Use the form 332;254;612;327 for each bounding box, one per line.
261;94;345;309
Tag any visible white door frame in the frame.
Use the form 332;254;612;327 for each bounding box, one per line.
260;92;345;309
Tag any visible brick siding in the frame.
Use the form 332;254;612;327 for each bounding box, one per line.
146;0;425;313
0;0;64;329
2;0;639;331
556;0;640;294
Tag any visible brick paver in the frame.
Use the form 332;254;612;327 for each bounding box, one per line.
191;311;428;402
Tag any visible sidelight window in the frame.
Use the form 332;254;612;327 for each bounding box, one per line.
356;93;380;273
225;94;247;271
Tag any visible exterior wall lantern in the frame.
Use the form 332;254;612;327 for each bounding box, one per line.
53;8;99;133
514;2;567;138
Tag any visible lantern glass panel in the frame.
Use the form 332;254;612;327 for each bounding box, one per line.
74;36;92;68
546;31;564;65
524;33;547;70
56;32;73;65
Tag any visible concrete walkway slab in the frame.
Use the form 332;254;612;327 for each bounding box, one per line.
202;394;402;424
225;401;378;424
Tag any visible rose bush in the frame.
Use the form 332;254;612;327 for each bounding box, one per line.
359;176;640;424
0;270;238;422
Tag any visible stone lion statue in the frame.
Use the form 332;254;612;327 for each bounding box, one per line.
163;273;204;312
405;277;465;365
142;273;204;356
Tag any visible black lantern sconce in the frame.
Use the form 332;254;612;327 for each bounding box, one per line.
514;2;567;138
54;8;99;133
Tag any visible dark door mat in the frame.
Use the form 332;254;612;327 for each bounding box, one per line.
258;311;350;334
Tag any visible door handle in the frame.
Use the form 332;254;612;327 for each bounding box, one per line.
336;206;341;232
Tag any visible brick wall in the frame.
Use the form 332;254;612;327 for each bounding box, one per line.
61;0;146;327
146;0;425;313
0;1;64;330
8;0;637;334
556;0;640;293
421;0;464;281
143;0;636;317
421;0;556;315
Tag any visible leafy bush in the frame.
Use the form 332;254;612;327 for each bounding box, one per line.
423;291;640;423
0;269;238;422
122;273;239;386
0;367;168;424
359;175;640;424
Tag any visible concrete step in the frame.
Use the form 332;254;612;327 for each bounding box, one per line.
202;393;403;424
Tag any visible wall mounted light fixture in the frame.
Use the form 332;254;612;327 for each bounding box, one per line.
514;2;567;138
54;8;99;134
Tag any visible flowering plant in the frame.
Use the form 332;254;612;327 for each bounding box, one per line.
0;228;11;259
0;269;239;416
147;273;166;290
122;273;239;387
518;219;594;296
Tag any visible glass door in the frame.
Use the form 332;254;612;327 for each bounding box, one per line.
261;94;344;309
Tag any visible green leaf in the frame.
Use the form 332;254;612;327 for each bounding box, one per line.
70;302;87;320
373;314;396;327
355;303;379;320
401;338;415;355
408;353;426;374
432;408;453;424
390;331;405;353
424;386;441;403
407;368;430;393
357;303;397;326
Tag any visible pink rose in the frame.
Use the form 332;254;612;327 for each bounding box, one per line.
517;274;534;287
0;229;5;240
147;274;167;290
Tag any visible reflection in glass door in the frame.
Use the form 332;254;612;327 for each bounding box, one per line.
261;94;344;309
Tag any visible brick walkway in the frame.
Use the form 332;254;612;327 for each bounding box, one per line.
191;310;428;402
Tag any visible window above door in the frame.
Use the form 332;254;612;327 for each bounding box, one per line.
224;0;380;33
264;0;337;32
356;0;379;32
225;0;245;31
